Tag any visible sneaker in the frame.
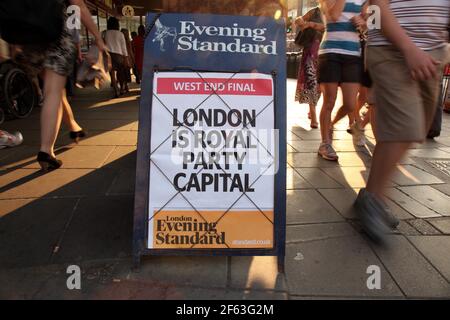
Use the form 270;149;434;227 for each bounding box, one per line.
360;189;400;229
0;131;23;149
318;143;339;161
350;122;366;147
354;189;393;243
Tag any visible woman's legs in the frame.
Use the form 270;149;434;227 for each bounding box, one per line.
331;83;359;126
319;83;339;144
62;89;82;132
40;69;66;157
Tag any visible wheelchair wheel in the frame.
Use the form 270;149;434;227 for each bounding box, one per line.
2;66;36;119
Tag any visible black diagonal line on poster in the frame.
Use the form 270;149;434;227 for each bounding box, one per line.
149;160;232;249
189;162;275;249
195;72;275;159
150;72;239;157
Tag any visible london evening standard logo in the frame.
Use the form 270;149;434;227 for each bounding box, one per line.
153;19;277;55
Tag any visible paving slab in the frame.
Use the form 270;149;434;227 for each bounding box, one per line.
102;146;137;169
386;188;442;219
290;127;322;141
18;130;76;147
410;140;447;149
0;198;78;269
430;136;450;148
287;190;344;225
295;168;342;189
427;218;450;234
1;146;115;170
285;235;403;297
406;149;450;159
289;140;365;153
392;165;444;186
76;131;137;146
288;153;339;168
0;146;40;170
335;151;372;167
287;144;297;153
391;165;444;186
408;219;441;235
408;236;450;283
229;256;286;291
77;119;138;131
288;140;321;153
0;168;118;200
128;256;228;289
286;222;359;243
287;168;313;190
73;111;138;121
106;168;136;195
318;188;413;221
287;131;302;142
51;195;133;264
166;287;287;300
398;186;450;216
397;221;421;236
320;167;370;189
372;235;450;298
431;184;450;196
0;268;54;299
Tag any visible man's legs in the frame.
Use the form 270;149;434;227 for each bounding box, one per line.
366;142;411;198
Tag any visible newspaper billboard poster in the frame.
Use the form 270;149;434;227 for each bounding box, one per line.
148;72;275;249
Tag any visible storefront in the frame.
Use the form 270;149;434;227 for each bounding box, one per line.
81;0;145;52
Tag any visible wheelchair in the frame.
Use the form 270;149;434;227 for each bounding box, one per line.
0;60;37;124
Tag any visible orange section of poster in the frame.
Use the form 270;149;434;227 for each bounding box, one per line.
152;210;274;249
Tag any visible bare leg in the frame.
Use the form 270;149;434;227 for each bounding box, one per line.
309;104;318;128
332;83;359;127
62;89;82;132
366;142;411;198
40;69;66;157
320;83;339;144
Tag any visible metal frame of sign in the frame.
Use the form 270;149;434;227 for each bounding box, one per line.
133;12;287;272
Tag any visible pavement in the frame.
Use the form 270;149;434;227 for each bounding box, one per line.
0;79;450;300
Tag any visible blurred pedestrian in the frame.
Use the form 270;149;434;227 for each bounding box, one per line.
132;25;145;85
317;0;366;161
104;17;129;97
12;0;105;171
332;14;372;146
130;31;140;84
121;28;134;93
294;6;324;129
355;0;450;242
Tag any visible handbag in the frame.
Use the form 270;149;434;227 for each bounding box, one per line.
294;7;322;48
0;0;65;45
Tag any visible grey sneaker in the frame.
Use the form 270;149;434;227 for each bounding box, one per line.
358;189;400;229
350;122;366;147
354;189;392;243
0;131;23;149
318;143;339;161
